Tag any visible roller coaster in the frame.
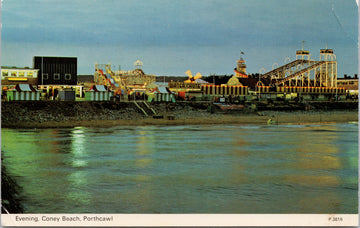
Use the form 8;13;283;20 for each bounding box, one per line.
201;48;348;101
263;49;337;88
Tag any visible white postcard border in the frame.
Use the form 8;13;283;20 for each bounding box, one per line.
1;214;358;227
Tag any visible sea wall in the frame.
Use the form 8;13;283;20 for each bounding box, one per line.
1;101;358;128
2;101;145;123
1;101;212;127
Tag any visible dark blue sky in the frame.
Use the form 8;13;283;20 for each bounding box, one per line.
1;0;358;76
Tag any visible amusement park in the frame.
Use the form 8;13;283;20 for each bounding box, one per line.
1;44;358;116
85;45;356;108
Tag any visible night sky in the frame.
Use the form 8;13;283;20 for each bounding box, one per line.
1;0;358;76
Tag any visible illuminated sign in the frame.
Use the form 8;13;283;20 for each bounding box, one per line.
8;77;28;81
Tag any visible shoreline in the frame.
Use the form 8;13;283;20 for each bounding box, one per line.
2;111;358;128
2;101;358;129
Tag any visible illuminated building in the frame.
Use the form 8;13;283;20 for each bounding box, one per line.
1;67;39;88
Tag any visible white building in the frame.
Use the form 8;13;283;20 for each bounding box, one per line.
1;67;39;87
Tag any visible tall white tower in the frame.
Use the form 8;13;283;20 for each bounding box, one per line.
319;47;337;87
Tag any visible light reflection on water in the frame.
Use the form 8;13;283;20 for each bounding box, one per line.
1;123;358;213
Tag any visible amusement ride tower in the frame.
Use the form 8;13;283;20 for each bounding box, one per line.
234;52;248;78
319;46;337;87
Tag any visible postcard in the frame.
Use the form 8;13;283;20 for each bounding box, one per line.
1;0;358;226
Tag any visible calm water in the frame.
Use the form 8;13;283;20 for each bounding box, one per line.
1;123;358;213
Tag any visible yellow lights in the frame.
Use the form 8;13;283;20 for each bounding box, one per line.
202;84;249;96
201;84;347;95
280;86;346;94
201;85;247;88
184;70;202;83
8;77;28;81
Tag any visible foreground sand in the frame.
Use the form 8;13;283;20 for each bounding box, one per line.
3;111;358;128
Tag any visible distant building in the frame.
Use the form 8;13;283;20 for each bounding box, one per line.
1;67;39;87
337;74;358;91
33;56;77;85
77;75;94;84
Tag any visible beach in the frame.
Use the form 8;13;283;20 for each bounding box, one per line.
1;101;358;128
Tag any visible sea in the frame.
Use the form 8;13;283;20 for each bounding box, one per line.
1;123;358;214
